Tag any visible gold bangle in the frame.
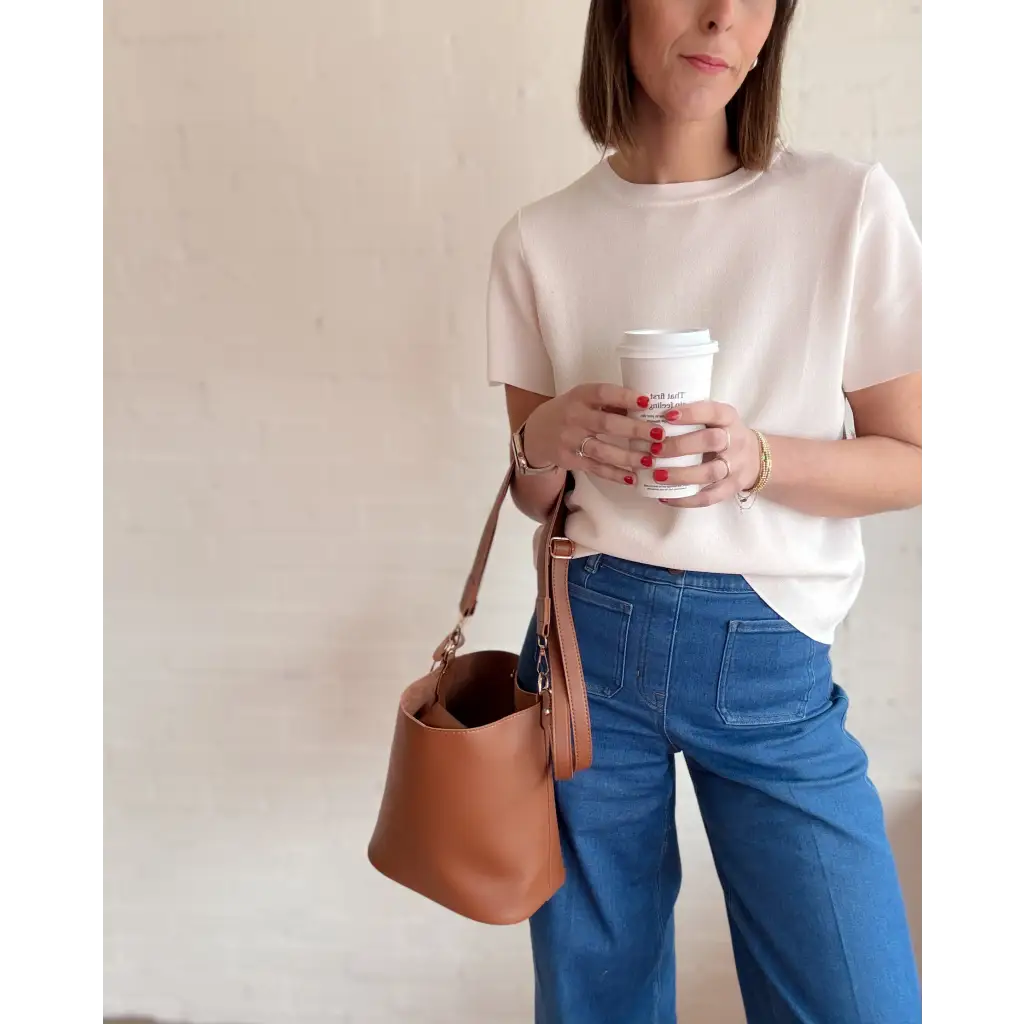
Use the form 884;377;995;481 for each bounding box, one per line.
737;430;772;509
749;429;773;493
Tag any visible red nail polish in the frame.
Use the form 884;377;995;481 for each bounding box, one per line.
653;469;669;482
650;426;664;441
623;475;634;485
641;455;653;468
637;396;650;409
665;410;681;422
650;442;663;455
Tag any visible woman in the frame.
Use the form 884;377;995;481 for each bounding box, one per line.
486;1;922;1022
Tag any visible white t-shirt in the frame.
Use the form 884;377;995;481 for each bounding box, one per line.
486;149;921;643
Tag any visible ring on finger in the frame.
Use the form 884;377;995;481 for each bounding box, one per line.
576;434;598;459
720;428;731;453
714;454;732;480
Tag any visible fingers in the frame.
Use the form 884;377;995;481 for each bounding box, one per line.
575;436;649;472
566;432;639;487
664;401;737;427
582;459;639;488
658;479;734;508
551;423;648;473
577;382;651;414
648;457;731;489
657;426;730;459
575;406;664;442
561;388;743;500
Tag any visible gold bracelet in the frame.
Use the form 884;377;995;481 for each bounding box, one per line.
749;429;773;493
737;430;772;509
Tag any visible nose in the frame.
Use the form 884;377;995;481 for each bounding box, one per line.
700;0;736;33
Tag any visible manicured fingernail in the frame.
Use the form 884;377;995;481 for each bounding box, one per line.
665;410;681;421
650;426;664;441
623;475;634;485
653;469;669;482
637;396;650;409
658;499;671;504
640;455;653;468
650;442;663;455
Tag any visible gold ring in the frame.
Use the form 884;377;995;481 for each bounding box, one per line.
715;455;732;479
576;435;598;459
721;428;731;452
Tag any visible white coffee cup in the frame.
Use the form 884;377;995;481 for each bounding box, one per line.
617;329;719;500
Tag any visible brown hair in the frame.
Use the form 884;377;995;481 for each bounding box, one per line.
578;0;799;171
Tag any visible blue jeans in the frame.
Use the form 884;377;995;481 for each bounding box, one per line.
517;554;920;1024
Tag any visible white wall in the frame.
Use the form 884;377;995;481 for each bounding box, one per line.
104;2;921;1021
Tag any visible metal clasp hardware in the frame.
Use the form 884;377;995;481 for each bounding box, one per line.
549;536;575;560
535;633;551;692
540;689;553;718
430;616;466;674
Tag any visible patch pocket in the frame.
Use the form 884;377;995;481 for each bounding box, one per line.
567;582;631;699
716;619;828;727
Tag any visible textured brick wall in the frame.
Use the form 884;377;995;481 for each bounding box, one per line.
104;2;920;1021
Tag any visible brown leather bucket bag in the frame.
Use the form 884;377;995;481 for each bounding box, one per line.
367;465;592;925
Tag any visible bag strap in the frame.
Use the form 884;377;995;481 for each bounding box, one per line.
458;465;516;619
533;479;592;780
436;463;592;782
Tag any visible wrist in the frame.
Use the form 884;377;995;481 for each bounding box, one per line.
522;413;555;470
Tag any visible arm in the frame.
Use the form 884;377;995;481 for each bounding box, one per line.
503;383;656;523
652;371;922;518
759;372;921;518
505;385;567;523
750;165;922;518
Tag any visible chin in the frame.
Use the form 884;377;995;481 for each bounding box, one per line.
656;70;739;121
661;89;733;124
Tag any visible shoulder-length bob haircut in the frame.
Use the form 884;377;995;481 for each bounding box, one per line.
578;0;799;171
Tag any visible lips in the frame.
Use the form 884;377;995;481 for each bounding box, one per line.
683;54;730;73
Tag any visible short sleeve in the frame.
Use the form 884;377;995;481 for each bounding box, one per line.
486;211;556;396
842;165;922;393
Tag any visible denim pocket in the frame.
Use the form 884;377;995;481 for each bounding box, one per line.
716;619;830;727
567;581;631;699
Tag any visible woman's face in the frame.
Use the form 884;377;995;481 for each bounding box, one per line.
628;0;777;123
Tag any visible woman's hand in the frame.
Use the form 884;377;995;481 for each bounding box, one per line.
523;383;662;487
654;401;761;507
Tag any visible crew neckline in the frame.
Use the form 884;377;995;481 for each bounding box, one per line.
594;154;764;206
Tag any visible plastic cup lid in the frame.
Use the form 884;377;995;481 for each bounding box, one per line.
618;329;719;358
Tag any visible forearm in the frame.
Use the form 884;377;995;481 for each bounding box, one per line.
506;394;570;522
761;434;921;518
510;467;567;522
